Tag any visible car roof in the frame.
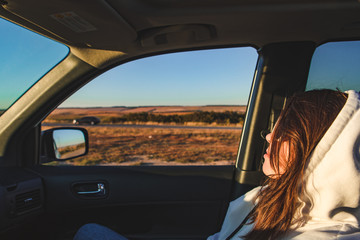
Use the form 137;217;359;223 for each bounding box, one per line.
1;0;360;67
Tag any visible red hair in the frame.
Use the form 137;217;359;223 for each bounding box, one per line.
244;89;347;239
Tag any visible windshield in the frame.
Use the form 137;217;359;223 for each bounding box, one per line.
0;17;69;116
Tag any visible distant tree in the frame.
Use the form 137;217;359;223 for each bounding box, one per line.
101;111;244;125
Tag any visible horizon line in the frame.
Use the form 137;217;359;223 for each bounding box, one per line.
57;104;247;109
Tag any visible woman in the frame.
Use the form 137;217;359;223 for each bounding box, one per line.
75;89;360;240
208;89;360;239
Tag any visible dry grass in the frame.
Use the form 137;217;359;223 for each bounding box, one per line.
43;125;241;166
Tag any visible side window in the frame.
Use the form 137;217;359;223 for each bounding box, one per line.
307;41;360;91
42;47;258;166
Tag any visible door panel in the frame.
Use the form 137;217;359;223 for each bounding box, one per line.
31;165;236;239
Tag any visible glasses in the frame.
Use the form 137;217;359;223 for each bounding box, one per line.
261;129;282;142
260;129;270;140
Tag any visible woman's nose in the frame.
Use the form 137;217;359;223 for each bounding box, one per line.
265;132;272;143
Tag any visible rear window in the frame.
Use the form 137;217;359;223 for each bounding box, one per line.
0;18;69;115
306;41;360;91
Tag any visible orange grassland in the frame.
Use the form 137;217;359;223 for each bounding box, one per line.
43;106;245;166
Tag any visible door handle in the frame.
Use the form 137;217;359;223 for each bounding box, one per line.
73;182;107;198
77;183;106;195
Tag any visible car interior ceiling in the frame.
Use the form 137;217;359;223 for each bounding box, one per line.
1;0;360;239
1;0;360;59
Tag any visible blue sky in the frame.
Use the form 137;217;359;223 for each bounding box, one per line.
0;17;258;109
60;47;258;107
1;16;360;110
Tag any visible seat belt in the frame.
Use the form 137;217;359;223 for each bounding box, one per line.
225;207;256;240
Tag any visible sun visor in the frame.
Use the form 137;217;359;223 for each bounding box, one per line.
1;0;137;50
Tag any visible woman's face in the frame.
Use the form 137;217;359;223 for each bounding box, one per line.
262;129;290;177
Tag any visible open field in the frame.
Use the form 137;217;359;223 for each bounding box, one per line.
42;125;242;166
43;106;245;166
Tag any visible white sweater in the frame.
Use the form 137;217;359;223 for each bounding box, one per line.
208;90;360;240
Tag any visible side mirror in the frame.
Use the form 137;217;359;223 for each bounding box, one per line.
41;128;88;163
